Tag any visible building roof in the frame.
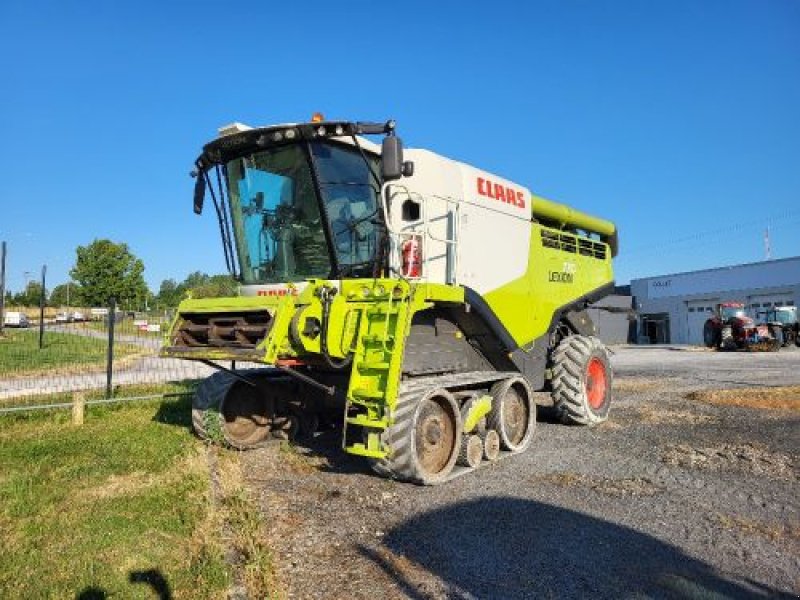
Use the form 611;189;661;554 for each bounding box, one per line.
631;255;800;284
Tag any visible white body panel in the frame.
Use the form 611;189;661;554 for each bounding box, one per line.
386;148;531;293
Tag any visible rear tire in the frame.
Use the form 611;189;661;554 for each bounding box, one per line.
703;320;719;348
551;335;612;426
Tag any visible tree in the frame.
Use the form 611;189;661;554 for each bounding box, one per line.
12;281;45;307
190;274;238;299
155;278;183;308
70;239;149;308
49;282;80;307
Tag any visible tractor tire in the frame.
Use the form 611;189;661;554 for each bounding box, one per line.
192;371;275;450
457;434;483;468
482;429;501;461
551;335;612;426
371;388;462;485
703;320;719;348
486;376;536;452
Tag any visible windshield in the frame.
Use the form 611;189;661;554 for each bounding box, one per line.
771;307;796;324
222;141;381;285
721;306;746;320
226;144;330;284
310;141;381;276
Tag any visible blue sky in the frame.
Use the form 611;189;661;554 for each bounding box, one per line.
0;0;798;294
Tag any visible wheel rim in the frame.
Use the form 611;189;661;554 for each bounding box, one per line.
415;396;457;477
586;357;608;410
221;384;271;445
502;388;528;446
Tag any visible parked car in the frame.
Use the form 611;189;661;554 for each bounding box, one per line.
3;311;30;328
55;312;71;323
71;311;86;322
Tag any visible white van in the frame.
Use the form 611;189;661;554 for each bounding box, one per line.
3;311;30;328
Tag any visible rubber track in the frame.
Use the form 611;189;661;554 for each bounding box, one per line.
550;335;612;426
371;370;524;484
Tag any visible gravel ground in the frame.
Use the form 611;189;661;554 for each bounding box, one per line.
242;346;800;599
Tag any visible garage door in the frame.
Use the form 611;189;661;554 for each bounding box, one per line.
687;300;717;345
748;293;795;319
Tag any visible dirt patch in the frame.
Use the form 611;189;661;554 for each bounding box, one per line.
661;443;797;479
628;406;717;425
687;386;800;412
532;472;663;497
714;513;800;543
614;378;663;392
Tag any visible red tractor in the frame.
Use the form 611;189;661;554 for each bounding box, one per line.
703;302;779;351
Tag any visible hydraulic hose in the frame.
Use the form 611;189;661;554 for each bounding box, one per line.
319;286;353;370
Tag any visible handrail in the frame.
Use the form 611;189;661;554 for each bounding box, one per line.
379;184;462;285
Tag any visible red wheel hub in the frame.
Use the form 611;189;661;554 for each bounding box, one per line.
585;357;607;410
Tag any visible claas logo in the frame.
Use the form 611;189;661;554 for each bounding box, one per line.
476;177;526;209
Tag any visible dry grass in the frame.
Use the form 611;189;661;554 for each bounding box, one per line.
630;406;717;425
215;449;280;598
687;386;800;412
715;513;800;542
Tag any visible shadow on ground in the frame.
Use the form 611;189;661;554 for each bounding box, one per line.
76;568;172;599
360;497;793;599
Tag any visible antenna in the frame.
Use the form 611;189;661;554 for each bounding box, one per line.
764;227;771;260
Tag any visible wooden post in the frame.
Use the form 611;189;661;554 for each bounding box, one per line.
72;392;85;426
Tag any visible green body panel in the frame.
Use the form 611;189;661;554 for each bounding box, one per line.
483;223;614;347
531;194;616;237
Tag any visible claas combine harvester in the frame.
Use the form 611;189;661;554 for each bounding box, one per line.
161;116;619;484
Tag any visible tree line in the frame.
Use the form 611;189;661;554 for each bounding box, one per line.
4;239;237;310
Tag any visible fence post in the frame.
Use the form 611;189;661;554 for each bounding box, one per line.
38;264;47;350
72;391;85;425
0;241;6;337
106;297;116;398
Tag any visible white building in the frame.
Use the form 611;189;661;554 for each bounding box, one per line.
630;256;800;344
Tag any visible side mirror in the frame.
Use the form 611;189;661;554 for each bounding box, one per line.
381;136;404;181
193;173;206;215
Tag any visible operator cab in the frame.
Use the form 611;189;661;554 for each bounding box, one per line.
191;118;411;285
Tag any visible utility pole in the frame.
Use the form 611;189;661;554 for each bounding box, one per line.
0;241;6;336
38;264;47;350
764;227;771;261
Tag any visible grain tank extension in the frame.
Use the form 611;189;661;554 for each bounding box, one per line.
162;117;619;484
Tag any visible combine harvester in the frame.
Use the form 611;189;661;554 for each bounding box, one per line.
162;116;619;484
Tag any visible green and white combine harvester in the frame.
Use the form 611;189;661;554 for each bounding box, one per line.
162;116;619;484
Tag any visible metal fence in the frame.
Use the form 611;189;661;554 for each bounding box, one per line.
0;299;214;412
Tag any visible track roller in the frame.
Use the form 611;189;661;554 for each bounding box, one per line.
486;376;536;453
458;434;483;468
482;429;500;461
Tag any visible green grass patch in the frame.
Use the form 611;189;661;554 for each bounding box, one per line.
0;395;230;598
0;329;142;377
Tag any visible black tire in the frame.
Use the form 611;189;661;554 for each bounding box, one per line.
370;388;462;485
486;376;536;452
703;320;719;348
551;335;612;426
192;371;275;450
